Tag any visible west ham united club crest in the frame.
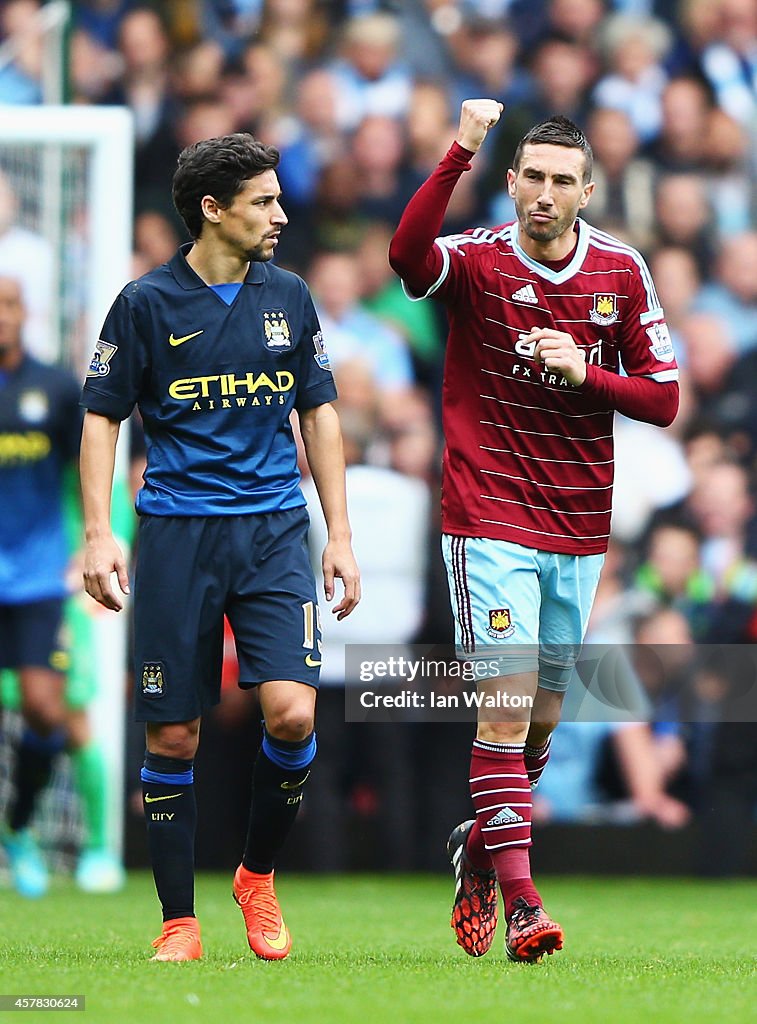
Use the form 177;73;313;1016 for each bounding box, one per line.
588;294;619;326
86;339;118;378
263;310;292;350
141;663;165;699
487;608;515;640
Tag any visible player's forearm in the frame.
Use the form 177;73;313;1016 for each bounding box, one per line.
80;411;121;540
299;404;352;542
388;142;473;293
579;366;679;427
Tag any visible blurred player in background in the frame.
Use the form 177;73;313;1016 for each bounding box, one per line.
80;133;360;962
390;100;679;962
0;275;122;897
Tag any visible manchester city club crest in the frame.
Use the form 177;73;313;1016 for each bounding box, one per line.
86;339;118;378
141;662;165;699
486;608;515;640
18;389;48;424
263;310;292;350
589;293;619;326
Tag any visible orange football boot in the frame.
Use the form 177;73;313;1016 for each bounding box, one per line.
233;864;291;960
150;916;203;962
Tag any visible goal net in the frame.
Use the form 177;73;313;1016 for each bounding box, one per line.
0;106;134;873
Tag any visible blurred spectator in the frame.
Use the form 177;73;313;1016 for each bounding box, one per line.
634;520;715;640
73;0;136;50
444;14;532;113
687;459;757;596
174;97;238;151
677;311;738;419
526;34;597;124
652;173;715;276
611;414;692;544
704;108;752;236
545;0;605;47
693;232;757;354
274;160;368;273
132;210;180;276
200;0;263;61
328;12;413;131
171;39;225;105
0;171;54;364
259;0;331;65
0;0;42;105
275;69;344;209
100;6;181;217
647;75;714;171
698;0;757;125
349;115;424;225
592;14;673;143
648;247;701;347
406;81;457;176
68;27;122;103
583;107;656;251
356;220;445;381
308;249;415;401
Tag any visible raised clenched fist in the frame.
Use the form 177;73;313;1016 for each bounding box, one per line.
456;99;504;154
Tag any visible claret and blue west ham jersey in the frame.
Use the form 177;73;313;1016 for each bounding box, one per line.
0;356;82;603
81;244;336;516
407;218;678;555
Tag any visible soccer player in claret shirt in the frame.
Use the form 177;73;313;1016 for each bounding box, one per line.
389;100;679;962
80;134;360;962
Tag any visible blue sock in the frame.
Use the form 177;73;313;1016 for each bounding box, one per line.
141;752;196;921
242;729;316;873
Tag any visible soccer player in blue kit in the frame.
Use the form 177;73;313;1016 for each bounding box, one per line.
0;276;80;896
80;134;361;962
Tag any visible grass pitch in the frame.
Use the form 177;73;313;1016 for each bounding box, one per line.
0;873;753;1023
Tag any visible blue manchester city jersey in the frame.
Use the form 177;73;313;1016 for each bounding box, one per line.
80;245;337;516
0;356;82;603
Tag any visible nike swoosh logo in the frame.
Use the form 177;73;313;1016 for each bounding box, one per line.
264;923;290;951
169;330;204;347
305;654;321;668
281;772;311;790
144;792;183;804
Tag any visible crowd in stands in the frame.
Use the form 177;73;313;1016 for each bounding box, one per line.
3;0;757;868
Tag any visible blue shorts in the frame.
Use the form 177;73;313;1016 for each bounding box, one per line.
133;508;321;722
0;598;67;674
442;535;604;691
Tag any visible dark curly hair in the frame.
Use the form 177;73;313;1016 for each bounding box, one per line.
172;133;280;240
513;116;593;184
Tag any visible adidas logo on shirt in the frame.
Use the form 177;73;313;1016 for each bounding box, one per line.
486;806;525;826
511;283;539;305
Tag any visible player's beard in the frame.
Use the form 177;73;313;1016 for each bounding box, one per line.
245;236;277;263
515;198;580;245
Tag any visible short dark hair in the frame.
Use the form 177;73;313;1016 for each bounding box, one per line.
172;133;280;239
512;116;593;184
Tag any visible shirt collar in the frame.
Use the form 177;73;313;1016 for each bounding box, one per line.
169;242;266;290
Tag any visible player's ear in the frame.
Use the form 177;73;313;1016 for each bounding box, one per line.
506;168;516;197
201;194;223;224
578;181;595;209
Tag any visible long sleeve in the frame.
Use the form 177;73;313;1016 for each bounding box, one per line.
580;364;679;427
388;141;474;296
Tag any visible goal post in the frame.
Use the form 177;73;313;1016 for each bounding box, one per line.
0;105;134;862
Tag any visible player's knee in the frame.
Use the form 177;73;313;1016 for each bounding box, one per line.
265;705;314;743
477;721;529;744
146;721;200;760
